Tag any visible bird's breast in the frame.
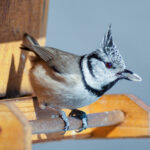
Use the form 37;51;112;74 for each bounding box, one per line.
30;63;99;109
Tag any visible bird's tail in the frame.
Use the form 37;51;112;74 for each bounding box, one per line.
20;33;39;51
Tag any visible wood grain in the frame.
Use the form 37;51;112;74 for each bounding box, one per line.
30;110;125;134
0;102;31;150
1;94;150;143
0;0;49;98
90;94;150;138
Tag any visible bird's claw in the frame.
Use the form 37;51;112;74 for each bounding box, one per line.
59;109;88;134
76;117;88;132
63;120;70;132
59;110;70;134
69;109;88;132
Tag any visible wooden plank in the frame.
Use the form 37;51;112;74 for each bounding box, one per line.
0;0;49;98
90;94;150;138
0;102;31;150
1;94;150;143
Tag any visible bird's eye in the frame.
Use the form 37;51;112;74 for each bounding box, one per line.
105;62;113;69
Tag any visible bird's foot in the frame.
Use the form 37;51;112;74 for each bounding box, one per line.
59;110;70;133
69;109;88;132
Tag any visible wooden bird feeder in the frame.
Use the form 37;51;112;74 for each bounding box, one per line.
0;1;149;150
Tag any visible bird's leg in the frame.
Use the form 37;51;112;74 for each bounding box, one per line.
69;109;88;132
40;103;70;132
58;110;70;132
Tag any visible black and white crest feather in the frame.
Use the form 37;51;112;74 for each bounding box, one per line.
100;25;125;69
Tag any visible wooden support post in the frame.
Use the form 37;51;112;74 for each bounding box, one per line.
0;0;49;98
0;94;150;143
0;102;31;150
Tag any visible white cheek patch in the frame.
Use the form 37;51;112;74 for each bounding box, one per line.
82;58;102;90
96;65;116;86
83;57;117;90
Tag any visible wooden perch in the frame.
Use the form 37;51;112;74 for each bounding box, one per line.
0;94;150;145
30;110;125;134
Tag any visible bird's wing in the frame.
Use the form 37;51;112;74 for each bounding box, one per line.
31;45;81;74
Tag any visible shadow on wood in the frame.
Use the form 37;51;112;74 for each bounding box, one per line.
91;126;118;138
0;0;49;98
1;51;28;99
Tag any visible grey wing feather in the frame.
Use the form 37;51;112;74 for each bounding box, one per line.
31;45;54;62
31;45;81;74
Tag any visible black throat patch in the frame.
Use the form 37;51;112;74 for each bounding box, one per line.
79;55;119;97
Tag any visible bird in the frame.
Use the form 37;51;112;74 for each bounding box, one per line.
20;26;142;132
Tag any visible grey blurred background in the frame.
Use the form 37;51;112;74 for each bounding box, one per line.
33;0;150;149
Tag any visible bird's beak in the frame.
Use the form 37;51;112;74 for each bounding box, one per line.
118;69;142;82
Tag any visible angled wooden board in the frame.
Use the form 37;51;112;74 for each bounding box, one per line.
0;0;49;98
89;95;150;138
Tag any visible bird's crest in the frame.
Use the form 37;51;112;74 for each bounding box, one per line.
100;25;125;69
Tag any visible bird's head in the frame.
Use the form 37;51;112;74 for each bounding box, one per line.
85;25;142;92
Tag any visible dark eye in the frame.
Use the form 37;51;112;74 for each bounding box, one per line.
105;62;113;69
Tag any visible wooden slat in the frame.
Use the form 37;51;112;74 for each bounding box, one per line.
0;102;31;150
0;0;49;98
1;94;150;143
